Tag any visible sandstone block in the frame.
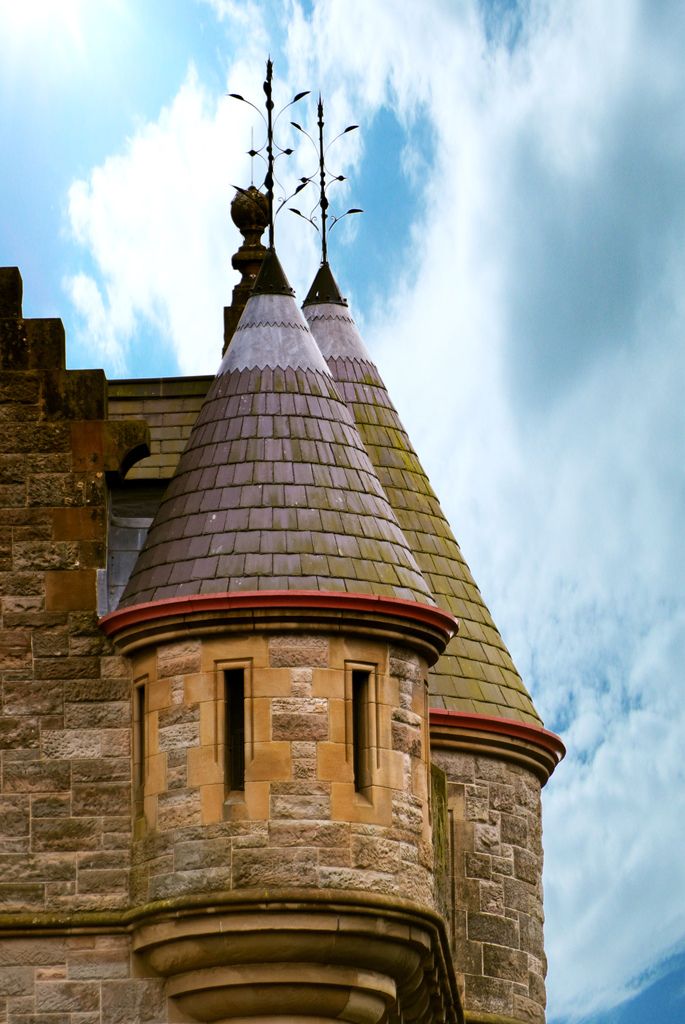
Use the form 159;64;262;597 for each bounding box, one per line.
483;943;528;985
269;634;329;668
473;822;501;856
270;791;331;820
514;846;539;885
156;789;202;831
101;729;130;757
174;837;232;871
34;656;100;680
519;912;545;959
31;625;71;657
3;680;63;717
513;992;545;1023
67;948;130;980
232;846;317;888
272;711;328;742
35;980;100;1012
352;835;400;873
64;701;130;729
464;973;513;1016
0;883;44;908
100;978;166;1023
0;630;32;670
0;938;66;966
157;641;201;678
13;542;80;571
0;965;33;995
480;881;505;915
465;853;492;879
465;785;490;823
77;869;128;894
3;760;70;792
45;571;96;612
42;729;101;759
32;819;101;852
72;783;129;817
72;758;130;783
268;820;349;848
0;719;39;749
157;722;200;751
468;912;519;948
31;794;71;818
504;875;536;914
500;814;528;848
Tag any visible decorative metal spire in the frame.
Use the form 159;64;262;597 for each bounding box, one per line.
229;59;310;249
290;96;362;265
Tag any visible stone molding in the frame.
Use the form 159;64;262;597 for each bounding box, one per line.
430;710;565;784
132;895;463;1024
0;893;463;1023
100;589;458;665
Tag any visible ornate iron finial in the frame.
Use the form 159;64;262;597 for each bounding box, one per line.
290;95;362;264
228;58;310;249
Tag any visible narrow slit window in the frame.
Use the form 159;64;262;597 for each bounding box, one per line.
134;682;145;797
352;669;371;792
225;668;245;791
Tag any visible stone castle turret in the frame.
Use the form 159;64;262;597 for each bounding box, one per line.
0;191;563;1023
302;260;565;1023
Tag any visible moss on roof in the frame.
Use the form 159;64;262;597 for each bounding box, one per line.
120;354;435;607
305;303;541;726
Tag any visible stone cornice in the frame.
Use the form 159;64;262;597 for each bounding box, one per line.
100;589;458;665
0;891;464;1024
429;709;565;784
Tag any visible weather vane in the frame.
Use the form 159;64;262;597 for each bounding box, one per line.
229;58;310;249
290;95;363;264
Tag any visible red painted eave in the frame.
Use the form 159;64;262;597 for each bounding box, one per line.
430;708;565;763
100;589;458;642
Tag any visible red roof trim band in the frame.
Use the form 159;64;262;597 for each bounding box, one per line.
100;589;458;640
430;709;565;761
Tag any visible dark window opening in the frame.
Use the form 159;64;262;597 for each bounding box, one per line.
225;668;245;791
352;669;371;791
134;683;145;795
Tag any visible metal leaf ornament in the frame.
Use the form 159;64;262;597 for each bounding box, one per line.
290;97;363;264
228;59;310;248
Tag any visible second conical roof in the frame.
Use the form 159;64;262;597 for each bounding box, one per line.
120;252;435;608
304;265;541;725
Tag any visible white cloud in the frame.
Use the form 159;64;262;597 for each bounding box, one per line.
65;35;321;376
64;0;685;1019
284;0;685;1019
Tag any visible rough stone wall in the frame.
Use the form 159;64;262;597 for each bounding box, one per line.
432;748;546;1024
0;269;147;917
130;632;436;911
0;936;169;1024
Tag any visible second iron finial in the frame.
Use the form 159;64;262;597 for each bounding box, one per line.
290;95;363;265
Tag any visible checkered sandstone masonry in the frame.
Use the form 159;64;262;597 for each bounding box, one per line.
129;632;437;911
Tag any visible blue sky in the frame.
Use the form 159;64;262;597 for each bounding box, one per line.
2;1;685;1021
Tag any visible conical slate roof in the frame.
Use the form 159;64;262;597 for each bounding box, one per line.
120;251;435;608
304;265;541;725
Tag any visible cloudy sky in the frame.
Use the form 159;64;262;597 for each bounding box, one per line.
2;0;684;1020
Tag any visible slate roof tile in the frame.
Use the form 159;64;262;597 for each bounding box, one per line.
120;331;435;610
306;300;541;725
